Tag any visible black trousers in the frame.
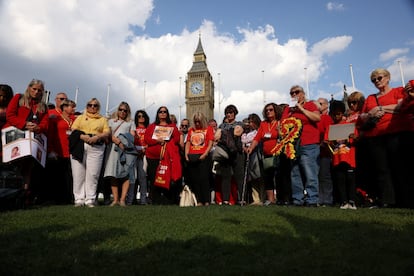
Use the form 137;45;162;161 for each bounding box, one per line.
186;155;211;204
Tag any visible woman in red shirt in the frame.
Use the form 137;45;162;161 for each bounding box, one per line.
5;79;49;203
144;106;180;204
184;112;214;206
326;100;358;209
282;85;321;206
247;103;281;205
53;99;76;203
357;68;414;208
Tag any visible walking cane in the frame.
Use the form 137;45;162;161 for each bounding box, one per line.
241;152;249;206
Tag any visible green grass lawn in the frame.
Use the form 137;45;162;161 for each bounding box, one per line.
1;205;414;275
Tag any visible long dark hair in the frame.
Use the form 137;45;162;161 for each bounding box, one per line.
155;106;172;124
134;109;150;127
262;103;278;121
0;84;14;108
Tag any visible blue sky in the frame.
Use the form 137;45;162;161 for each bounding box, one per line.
0;0;413;121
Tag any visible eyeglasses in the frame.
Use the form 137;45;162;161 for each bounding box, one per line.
371;76;383;83
57;97;67;101
158;110;167;114
118;108;128;113
265;108;274;112
348;101;358;105
137;114;144;118
290;90;301;96
87;103;98;108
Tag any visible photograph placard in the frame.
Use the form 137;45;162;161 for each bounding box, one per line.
328;123;355;141
2;126;47;167
151;126;173;141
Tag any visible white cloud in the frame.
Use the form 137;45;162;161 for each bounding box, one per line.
0;0;153;60
379;48;410;62
0;0;355;121
326;2;345;11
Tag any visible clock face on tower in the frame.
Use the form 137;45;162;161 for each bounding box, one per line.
190;81;203;95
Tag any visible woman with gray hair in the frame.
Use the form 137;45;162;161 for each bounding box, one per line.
357;68;414;208
281;85;321;207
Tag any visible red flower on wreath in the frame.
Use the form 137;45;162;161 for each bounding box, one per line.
270;117;302;159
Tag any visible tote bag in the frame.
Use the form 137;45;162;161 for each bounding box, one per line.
153;144;171;190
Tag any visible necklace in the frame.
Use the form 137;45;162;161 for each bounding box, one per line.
61;113;72;128
268;120;277;132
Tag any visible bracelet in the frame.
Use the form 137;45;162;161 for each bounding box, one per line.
379;106;383;111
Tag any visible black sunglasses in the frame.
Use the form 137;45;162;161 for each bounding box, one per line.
118;108;128;112
137;114;144;118
181;124;188;128
290;90;301;96
158;110;167;114
87;103;98;108
371;76;383;83
57;97;67;101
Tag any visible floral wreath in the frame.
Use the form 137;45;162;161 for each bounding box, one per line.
270;117;302;159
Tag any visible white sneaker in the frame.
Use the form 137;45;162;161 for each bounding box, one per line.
340;203;349;209
348;202;357;210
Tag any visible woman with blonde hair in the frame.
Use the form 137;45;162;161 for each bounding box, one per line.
103;101;137;207
70;98;110;207
5;79;49;204
185;111;214;205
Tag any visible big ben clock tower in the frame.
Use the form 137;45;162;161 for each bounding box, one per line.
185;36;214;120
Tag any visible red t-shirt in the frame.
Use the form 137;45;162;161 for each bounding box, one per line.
134;125;147;146
325;120;357;168
187;126;214;154
358;87;414;137
253;120;279;156
282;101;320;145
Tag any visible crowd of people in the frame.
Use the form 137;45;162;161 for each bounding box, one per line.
1;68;414;209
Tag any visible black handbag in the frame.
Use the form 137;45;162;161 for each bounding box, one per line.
187;154;201;163
263;155;279;171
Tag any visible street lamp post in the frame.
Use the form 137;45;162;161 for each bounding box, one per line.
143;80;147;111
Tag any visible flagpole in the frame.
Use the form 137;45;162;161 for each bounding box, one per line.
179;76;182;122
217;73;222;123
106;83;110;117
304;67;310;99
397;60;405;86
75;87;79;104
143;80;147;111
349;64;356;91
262;70;265;105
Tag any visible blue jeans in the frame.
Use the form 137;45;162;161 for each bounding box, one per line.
291;144;320;205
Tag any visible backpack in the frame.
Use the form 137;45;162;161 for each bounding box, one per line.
217;128;238;158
